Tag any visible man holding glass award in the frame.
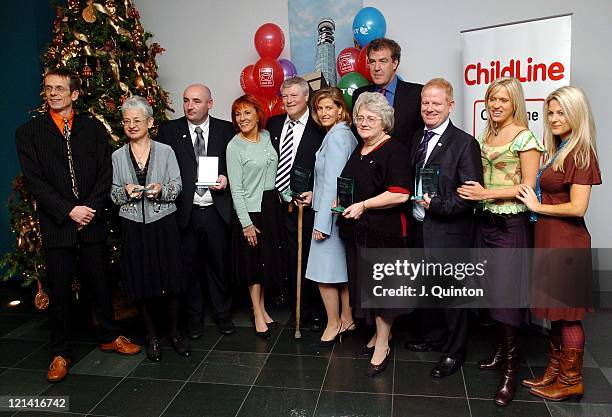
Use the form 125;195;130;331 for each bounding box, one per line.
156;84;236;338
406;78;483;379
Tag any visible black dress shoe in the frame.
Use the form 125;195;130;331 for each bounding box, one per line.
145;336;161;362
404;341;444;352
431;356;462;378
366;348;391;377
217;318;236;335
255;329;271;340
266;321;279;328
186;321;203;340
170;334;191;357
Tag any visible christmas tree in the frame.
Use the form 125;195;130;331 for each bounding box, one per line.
1;0;172;288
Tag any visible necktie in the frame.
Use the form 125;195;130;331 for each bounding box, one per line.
275;121;296;194
415;130;436;170
379;88;388;98
63;117;79;198
194;126;207;197
194;126;206;157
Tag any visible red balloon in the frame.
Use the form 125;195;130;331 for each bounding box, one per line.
240;64;261;96
253;57;284;99
357;45;373;82
269;96;286;116
252;95;271;122
254;23;285;59
336;47;360;77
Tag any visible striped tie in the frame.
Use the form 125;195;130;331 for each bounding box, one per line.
63;117;79;198
275;120;296;194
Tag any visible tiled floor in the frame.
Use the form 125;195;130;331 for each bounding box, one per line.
1;287;611;417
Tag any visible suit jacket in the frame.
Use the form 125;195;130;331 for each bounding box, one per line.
353;78;424;147
156;116;234;229
266;112;325;191
15;112;112;248
410;120;483;248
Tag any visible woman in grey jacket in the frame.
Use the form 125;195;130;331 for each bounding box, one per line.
111;96;188;362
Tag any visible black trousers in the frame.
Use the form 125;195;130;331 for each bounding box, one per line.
280;202;322;318
44;240;118;358
181;205;232;323
409;221;468;360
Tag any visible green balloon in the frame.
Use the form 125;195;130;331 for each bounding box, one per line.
337;71;369;110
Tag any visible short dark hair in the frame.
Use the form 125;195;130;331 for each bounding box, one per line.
231;95;267;132
44;67;81;92
366;38;401;63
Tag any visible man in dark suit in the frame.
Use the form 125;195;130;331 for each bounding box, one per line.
156;84;235;337
15;68;141;383
266;77;325;330
352;38;423;147
405;78;483;378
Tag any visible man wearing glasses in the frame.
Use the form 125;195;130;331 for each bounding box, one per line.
15;68;141;383
352;38;424;148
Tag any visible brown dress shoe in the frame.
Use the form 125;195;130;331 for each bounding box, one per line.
100;335;141;355
47;356;70;383
522;335;560;388
530;348;584;401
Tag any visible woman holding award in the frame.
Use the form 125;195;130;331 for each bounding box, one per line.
111;96;187;362
337;92;412;376
226;95;281;339
517;86;601;402
457;77;543;406
298;87;358;348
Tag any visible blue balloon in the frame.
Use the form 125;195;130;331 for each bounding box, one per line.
352;7;387;47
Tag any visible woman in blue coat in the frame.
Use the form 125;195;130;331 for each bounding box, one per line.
301;87;358;348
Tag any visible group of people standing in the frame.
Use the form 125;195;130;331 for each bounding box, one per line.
15;36;600;409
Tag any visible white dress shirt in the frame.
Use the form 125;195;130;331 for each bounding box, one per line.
279;108;310;168
188;117;214;206
412;117;450;222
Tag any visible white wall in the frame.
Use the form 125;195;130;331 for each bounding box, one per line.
137;0;610;248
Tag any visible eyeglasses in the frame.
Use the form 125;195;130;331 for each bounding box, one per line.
44;86;69;94
121;118;150;126
354;115;382;126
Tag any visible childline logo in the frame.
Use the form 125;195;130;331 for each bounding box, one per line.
371;259;487;281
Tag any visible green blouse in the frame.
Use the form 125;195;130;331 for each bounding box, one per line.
478;129;545;214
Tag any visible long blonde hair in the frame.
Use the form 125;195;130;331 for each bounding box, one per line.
483;77;529;141
543;86;597;172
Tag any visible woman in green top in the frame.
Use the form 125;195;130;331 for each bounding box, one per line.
457;77;544;407
227;95;281;339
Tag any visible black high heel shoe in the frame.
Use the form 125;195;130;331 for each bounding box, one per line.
366;347;391;377
310;324;343;349
255;328;271;339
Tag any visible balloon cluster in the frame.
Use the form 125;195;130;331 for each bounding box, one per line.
336;7;387;109
240;23;296;118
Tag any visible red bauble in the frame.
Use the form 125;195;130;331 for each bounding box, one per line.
240;64;261;96
336;47;360;77
357;45;373;82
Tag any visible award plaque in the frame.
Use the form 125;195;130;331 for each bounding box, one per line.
195;156;220;187
332;176;355;213
411;166;440;200
287;165;311;199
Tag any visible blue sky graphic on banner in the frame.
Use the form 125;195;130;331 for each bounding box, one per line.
288;0;363;77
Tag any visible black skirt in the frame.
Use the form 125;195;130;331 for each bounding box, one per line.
120;213;184;301
231;190;283;287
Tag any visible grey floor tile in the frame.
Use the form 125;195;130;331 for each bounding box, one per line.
255;353;328;390
14;342;96;371
0;339;45;367
40;373;121;413
393;395;470;417
129;348;206;381
469;398;551;417
0;368;51;396
70;348;145;377
190;350;266;385
236;386;318;417
315;390;392;417
161;382;249;417
394;361;466;397
548;403;612;417
323;356;393;394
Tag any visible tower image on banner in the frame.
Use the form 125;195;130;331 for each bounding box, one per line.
315;18;337;86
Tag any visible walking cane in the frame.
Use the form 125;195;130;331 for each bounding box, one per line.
294;204;304;339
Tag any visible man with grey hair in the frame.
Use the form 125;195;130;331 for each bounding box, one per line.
352;38;423;148
267;76;325;330
156;83;235;338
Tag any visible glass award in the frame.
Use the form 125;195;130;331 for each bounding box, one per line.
411;165;440;200
195;156;220;192
332;176;355;213
285;165;311;200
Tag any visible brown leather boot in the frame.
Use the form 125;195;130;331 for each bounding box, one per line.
494;324;519;407
522;335;560;388
47;355;70;383
530;348;584;401
478;324;504;370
